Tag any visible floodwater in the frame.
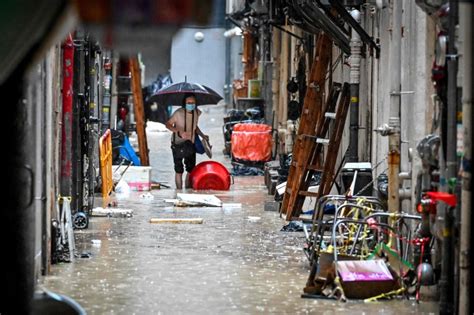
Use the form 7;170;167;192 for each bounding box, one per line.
42;105;439;314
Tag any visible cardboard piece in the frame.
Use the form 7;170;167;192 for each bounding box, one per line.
175;193;222;207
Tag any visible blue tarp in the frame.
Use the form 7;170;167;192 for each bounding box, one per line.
119;136;141;166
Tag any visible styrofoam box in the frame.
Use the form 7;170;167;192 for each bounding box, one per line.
112;165;152;191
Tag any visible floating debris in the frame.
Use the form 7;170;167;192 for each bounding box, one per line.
247;216;261;222
149;218;204;224
164;193;223;207
92;207;133;218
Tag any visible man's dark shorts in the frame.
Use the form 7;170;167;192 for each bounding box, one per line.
171;141;196;173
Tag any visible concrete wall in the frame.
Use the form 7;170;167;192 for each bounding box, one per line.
366;0;435;212
226;0;246;13
139;36;173;86
171;27;227;99
25;44;63;277
227;32;243;104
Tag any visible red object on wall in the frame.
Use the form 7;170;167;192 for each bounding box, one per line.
425;191;457;207
61;34;74;179
189;161;231;190
231;123;272;162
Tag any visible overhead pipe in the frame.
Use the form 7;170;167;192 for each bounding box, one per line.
315;0;350;36
329;0;380;57
458;1;472;314
303;2;351;53
292;0;351;54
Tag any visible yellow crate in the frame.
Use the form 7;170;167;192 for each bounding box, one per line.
99;129;113;207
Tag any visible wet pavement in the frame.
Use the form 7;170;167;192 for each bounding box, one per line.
42;105;439;314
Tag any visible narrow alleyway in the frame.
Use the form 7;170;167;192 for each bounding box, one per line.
42;105;439;314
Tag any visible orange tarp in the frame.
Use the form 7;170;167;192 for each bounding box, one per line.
231;123;272;162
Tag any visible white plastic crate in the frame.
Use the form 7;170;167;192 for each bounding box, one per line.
112;165;152;191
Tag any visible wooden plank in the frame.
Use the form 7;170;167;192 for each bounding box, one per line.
92;207;133;217
306;165;323;171
298;191;320;197
129;56;150;166
149;218;204;224
279;26;289;123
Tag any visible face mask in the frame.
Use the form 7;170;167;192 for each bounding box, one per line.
185;103;196;111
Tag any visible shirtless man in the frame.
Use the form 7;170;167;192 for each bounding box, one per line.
165;94;209;189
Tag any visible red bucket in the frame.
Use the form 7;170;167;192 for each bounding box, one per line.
189;161;231;190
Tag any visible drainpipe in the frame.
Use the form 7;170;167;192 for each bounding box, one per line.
387;0;402;220
375;0;401;247
439;0;458;313
347;9;362;162
458;1;472;314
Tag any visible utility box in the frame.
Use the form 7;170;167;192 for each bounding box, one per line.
340;162;373;196
248;79;262;98
112;165;152;191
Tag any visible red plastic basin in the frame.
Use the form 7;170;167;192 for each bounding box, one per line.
189;161;231;190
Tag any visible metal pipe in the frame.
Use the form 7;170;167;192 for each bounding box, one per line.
440;0;458;313
270;23;304;41
399;171;411;180
328;0;380;57
458;1;472;314
347;9;362;162
387;0;402;245
296;1;351;54
398;187;411;200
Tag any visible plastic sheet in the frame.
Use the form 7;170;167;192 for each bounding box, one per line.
231;123;272;162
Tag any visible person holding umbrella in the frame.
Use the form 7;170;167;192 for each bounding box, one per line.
165;93;209;189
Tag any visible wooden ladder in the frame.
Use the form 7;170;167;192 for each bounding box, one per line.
280;33;332;219
129;56;150;166
281;50;351;220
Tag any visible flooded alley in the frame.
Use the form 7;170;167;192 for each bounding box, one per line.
42;105;438;314
2;1;472;314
